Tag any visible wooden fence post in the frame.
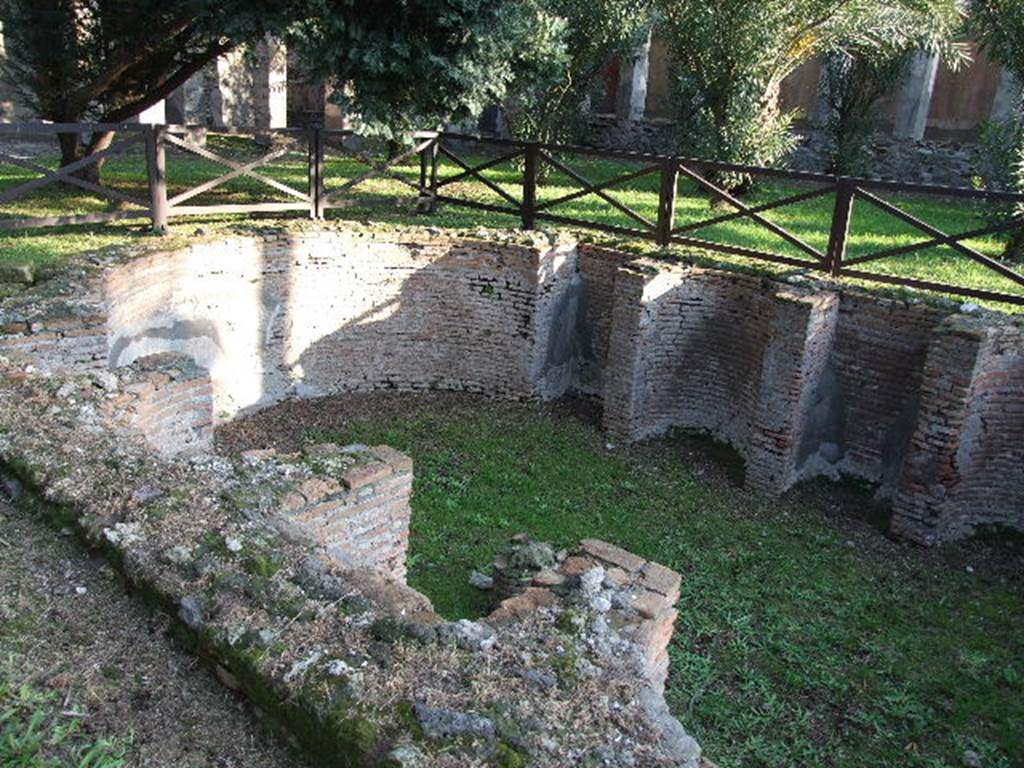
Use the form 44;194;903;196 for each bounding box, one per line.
308;127;324;219
145;124;168;233
826;180;855;276
656;157;679;246
417;138;439;214
522;143;539;230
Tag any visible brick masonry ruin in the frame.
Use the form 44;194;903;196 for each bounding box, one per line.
0;224;1021;547
0;364;702;767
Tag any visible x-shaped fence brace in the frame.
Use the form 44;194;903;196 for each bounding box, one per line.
838;186;1024;291
319;136;434;209
0;131;150;229
1;124;1022;305
162;132;310;216
432;142;524;216
533;152;659;234
670;163;830;270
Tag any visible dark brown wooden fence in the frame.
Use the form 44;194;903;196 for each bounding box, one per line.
1;122;1023;306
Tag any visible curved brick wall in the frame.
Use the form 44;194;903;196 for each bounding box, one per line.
103;230;578;419
586;249;1023;543
1;227;1021;544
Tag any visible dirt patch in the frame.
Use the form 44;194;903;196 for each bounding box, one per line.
0;499;308;768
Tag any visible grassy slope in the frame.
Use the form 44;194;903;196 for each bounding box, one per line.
310;401;1024;768
0;135;1021;309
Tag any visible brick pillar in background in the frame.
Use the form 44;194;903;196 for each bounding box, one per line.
990;68;1022;123
211;36;287;129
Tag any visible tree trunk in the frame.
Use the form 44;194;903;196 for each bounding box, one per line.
57;131;84;168
56;129;116;184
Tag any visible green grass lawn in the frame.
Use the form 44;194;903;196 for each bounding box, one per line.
296;398;1024;768
0;133;1022;310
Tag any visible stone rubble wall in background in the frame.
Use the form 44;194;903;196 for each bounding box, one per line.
587;118;989;189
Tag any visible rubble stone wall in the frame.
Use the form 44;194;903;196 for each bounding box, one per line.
0;367;702;768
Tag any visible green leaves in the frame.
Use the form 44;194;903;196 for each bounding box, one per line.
654;0;965;173
0;676;128;767
289;0;554;137
970;0;1024;80
501;0;648;145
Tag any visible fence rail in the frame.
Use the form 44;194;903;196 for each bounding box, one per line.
1;122;1023;305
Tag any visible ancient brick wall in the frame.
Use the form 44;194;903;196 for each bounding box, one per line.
596;249;1023;539
1;229;1021;543
269;443;414;580
891;320;1024;544
103;230;580;419
0;311;107;373
601;260;843;493
814;294;951;490
574;245;624;395
118;353;214;457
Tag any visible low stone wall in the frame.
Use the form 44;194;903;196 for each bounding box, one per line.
0;366;701;768
488;537;684;696
586;118;988;189
0;308;107;372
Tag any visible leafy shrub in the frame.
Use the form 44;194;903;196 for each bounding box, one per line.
820;50;913;176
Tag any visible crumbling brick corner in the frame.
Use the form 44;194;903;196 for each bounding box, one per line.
488;536;684;695
243;443;414;581
116;352;214;457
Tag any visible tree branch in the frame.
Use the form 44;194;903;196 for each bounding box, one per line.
64;13;198;117
100;41;235;123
